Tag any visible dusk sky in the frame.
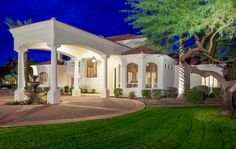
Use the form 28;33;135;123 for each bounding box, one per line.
0;0;137;66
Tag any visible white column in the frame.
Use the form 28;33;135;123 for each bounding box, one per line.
47;46;60;104
72;58;81;96
14;49;27;101
137;53;145;97
101;56;109;98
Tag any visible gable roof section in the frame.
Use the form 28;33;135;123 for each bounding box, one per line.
122;47;161;55
107;34;144;42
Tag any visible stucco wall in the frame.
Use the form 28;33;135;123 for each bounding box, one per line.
32;65;68;88
33;53;223;98
118;54;176;97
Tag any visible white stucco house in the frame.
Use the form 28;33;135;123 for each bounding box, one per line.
10;18;222;104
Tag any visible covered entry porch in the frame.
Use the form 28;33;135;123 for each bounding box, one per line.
10;18;130;104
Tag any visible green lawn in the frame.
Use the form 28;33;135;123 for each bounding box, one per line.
0;107;236;149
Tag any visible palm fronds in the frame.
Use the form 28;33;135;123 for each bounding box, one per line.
4;17;33;29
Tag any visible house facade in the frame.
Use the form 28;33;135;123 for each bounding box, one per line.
10;18;222;104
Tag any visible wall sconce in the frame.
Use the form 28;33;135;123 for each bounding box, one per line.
91;56;96;63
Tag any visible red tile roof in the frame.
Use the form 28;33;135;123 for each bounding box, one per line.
107;34;144;42
122;47;161;55
172;55;212;65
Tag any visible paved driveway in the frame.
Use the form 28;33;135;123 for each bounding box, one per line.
0;90;145;127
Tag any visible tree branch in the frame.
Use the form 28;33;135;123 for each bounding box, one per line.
181;48;227;84
229;81;236;93
208;22;233;53
194;34;204;49
201;31;214;45
200;51;236;64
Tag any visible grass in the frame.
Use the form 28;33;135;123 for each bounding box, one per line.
0;106;236;149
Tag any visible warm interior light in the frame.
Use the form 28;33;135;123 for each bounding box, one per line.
91;56;96;63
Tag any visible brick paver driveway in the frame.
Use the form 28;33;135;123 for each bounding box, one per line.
0;90;145;127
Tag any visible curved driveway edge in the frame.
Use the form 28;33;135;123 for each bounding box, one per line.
0;98;145;128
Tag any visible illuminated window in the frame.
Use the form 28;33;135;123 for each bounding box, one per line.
201;76;219;88
146;63;158;88
118;65;121;87
39;72;48;83
87;59;97;78
127;63;138;88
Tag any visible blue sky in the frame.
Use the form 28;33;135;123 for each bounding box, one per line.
0;0;136;65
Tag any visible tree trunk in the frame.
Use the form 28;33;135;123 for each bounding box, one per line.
177;39;190;99
233;92;236;108
178;34;236;118
221;88;234;118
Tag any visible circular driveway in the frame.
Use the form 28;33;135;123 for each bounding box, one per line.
0;93;145;127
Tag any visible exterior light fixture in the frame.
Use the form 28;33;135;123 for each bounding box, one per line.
91;56;96;63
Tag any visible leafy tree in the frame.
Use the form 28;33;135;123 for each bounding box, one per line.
0;56;35;87
4;57;17;74
126;0;236;117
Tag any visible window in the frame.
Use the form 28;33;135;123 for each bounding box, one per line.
39;72;48;83
127;63;138;88
202;76;219;88
146;63;157;88
87;59;97;78
118;65;121;88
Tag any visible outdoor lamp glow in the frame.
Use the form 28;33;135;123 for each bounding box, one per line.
91;56;96;63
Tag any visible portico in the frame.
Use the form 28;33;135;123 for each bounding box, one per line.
10;18;130;104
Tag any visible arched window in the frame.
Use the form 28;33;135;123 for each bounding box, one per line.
87;59;97;78
127;63;138;88
39;72;48;83
146;63;158;88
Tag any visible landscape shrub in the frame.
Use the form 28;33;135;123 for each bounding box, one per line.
64;86;69;94
167;92;178;98
80;87;89;93
11;84;17;89
152;89;162;100
69;87;74;94
191;85;210;99
43;87;50;92
24;85;33;92
186;90;205;104
6;101;28;105
142;90;152;99
167;87;178;98
212;87;221;98
168;87;178;94
91;89;96;94
60;88;64;95
128;92;136;99
114;88;122;97
208;92;215;98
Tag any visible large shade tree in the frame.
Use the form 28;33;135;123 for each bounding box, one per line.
125;0;236;117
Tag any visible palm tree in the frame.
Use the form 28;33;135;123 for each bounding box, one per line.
177;39;190;99
4;17;32;29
